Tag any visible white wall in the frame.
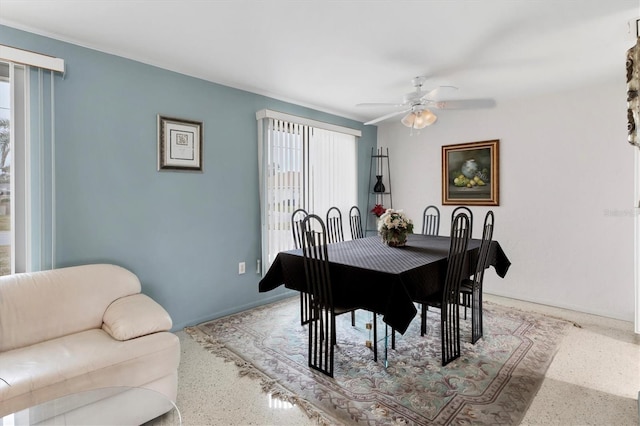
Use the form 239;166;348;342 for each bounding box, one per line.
378;80;635;321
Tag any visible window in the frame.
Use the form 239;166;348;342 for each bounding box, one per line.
257;110;361;270
0;46;64;274
0;64;10;275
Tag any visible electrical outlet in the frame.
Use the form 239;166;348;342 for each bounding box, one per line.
238;262;245;274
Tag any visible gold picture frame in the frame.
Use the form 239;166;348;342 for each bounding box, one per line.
157;115;203;171
442;139;499;206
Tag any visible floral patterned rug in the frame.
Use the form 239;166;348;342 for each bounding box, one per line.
185;297;571;425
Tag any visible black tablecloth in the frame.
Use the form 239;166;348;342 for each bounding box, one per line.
259;234;511;334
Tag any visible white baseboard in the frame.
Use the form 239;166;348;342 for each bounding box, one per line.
485;290;633;323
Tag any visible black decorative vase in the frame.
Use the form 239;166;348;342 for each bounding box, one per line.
373;175;385;193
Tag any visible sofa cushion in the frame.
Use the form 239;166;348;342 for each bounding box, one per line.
102;294;173;341
0;264;141;352
0;328;180;416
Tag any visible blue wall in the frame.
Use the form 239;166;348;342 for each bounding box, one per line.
0;25;377;330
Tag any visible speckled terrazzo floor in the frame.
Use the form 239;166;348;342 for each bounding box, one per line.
170;294;639;426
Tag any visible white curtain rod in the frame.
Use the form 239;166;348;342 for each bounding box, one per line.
0;44;65;73
256;109;362;137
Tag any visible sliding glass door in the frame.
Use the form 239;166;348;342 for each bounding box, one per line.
257;111;360;271
0;64;10;275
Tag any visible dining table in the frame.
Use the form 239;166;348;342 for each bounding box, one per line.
258;233;511;335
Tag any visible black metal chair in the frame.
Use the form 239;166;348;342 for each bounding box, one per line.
291;208;308;249
326;206;344;244
460;210;494;344
348;204;382;347
450;207;474;319
326;207;357;325
421;205;440;236
349;206;364;239
344;206;364;330
415;211;470;366
301;214;377;376
291;208;311;325
451;206;473;239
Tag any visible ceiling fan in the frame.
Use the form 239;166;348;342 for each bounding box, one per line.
357;76;496;129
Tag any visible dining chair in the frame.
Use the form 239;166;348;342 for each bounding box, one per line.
326;206;358;326
421;205;441;236
349;206;364;239
415;211;470;366
291;208;308;249
301;214;377;377
450;206;474;318
326;206;345;244
348;206;362;330
291;208;311;326
460;210;494;344
451;206;473;239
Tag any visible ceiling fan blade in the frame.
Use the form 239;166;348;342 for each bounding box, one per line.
356;102;406;108
421;85;458;101
431;99;497;110
364;109;410;125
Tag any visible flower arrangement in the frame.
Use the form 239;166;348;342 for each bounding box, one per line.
370;203;386;217
377;209;414;247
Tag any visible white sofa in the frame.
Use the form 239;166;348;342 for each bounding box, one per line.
0;264;181;423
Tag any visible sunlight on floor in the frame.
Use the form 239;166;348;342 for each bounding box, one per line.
267;393;294;410
543;319;639;399
1;413;16;426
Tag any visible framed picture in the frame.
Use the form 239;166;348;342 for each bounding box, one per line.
157;115;203;171
442;139;499;206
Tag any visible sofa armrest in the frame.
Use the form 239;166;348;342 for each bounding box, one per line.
102;294;172;341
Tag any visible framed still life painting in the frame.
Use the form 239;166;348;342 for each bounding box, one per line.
442;139;499;206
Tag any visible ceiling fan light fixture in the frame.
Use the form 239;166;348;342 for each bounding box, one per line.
401;109;437;129
400;112;416;127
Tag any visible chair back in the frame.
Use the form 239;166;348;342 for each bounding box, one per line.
473;211;494;284
349;206;364;239
469;210;494;343
326;206;344;244
301;214;335;377
421;205;440;236
291;208;308;249
441;211;470;365
451;206;473;238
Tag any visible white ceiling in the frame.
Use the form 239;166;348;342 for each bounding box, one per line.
1;1;638;124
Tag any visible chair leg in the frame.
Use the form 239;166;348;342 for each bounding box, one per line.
300;292;311;325
471;288;483;344
372;312;377;362
441;302;461;366
421;304;427;336
331;314;336;346
351;310;355;327
309;307;334;377
463;293;468;320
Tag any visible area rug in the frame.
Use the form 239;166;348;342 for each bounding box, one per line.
185;297;572;425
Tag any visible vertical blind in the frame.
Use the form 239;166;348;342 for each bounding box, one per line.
257;110;360;272
29;66;57;272
1;50;62;273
